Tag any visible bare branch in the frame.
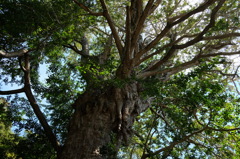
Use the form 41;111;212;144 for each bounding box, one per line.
73;0;103;16
63;44;82;55
0;49;28;58
0;88;25;95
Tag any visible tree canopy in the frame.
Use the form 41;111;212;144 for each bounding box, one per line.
0;0;240;158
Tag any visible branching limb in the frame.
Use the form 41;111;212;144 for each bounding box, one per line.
134;0;218;63
125;5;132;60
169;0;217;24
63;44;83;55
22;55;60;153
0;88;25;95
131;0;155;53
232;80;240;94
137;49;240;79
187;138;222;158
63;36;90;57
175;0;226;50
149;0;163;14
135;34;198;66
1;54;60;152
137;55;199;79
137;31;239;66
99;0;123;57
232;66;240;94
0;48;28;58
139;0;225;72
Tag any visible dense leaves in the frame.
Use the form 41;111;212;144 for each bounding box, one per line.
0;0;240;158
126;66;240;158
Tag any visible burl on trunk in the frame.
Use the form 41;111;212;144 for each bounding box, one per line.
59;83;150;159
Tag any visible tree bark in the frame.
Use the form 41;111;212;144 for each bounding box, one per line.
59;83;150;159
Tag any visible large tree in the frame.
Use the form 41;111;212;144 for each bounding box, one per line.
0;0;240;158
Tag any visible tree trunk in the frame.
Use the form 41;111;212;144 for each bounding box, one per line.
59;82;150;159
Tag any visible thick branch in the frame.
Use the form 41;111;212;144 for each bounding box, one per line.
99;0;123;56
22;55;60;153
125;5;131;60
64;36;90;57
138;49;240;79
63;44;83;55
150;0;163;13
0;49;28;58
0;88;25;95
131;0;154;53
137;57;200;79
135;34;198;66
134;24;172;64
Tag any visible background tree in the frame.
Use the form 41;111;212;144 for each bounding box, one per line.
0;0;240;158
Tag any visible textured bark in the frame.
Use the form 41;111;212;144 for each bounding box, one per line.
59;83;150;159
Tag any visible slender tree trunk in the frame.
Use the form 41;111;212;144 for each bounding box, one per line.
59;83;150;159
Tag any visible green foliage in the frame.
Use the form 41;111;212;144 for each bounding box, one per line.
0;97;56;159
124;66;240;158
0;0;240;158
0;98;17;159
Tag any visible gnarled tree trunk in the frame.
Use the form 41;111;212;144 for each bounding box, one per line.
59;82;150;159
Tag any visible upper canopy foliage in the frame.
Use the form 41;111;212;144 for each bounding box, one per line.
0;0;240;158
